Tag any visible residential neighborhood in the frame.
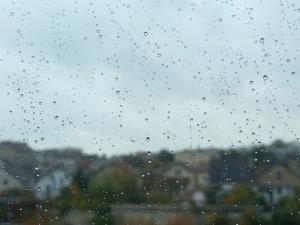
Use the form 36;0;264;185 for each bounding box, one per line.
0;140;299;224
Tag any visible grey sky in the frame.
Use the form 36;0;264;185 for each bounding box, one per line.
0;0;299;155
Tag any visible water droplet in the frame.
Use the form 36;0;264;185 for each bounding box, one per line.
249;81;254;85
146;137;150;142
260;38;264;43
144;32;148;36
263;75;268;81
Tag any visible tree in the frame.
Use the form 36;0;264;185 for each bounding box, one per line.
92;206;112;225
205;185;220;204
250;146;277;167
224;185;261;206
157;149;174;164
271;139;288;149
88;166;143;205
273;194;300;225
240;208;271;225
206;213;230;225
73;169;90;193
54;182;87;212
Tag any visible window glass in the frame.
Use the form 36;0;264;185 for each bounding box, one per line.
1;0;300;225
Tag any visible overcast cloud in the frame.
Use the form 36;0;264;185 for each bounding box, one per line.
0;0;299;155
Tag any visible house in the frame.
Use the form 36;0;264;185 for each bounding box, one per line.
184;189;206;206
210;151;254;186
163;163;210;190
256;164;300;204
0;160;24;193
162;162;209;204
0;168;24;193
34;170;73;200
175;149;218;168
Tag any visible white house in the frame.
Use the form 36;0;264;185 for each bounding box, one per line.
0;160;24;193
0;169;24;193
34;170;73;200
162;162;210;206
256;165;300;204
163;162;210;191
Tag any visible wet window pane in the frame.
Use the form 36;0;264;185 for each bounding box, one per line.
1;0;300;224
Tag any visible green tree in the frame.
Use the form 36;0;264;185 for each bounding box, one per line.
157;149;174;164
240;208;271;225
54;182;88;212
250;146;277;166
73;168;90;193
92;206;112;225
273;194;300;225
271;139;288;149
207;213;230;225
205;185;220;204
88;166;143;206
224;185;260;205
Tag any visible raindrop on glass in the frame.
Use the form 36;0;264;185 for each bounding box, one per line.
260;38;264;43
263;75;268;81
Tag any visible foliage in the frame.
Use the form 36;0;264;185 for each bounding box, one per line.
73;168;90;192
273;194;300;225
144;190;173;204
206;213;230;225
88;166;143;205
250;146;277;167
157;149;174;164
239;208;271;225
224;185;259;205
92;206;112;225
205;185;221;204
52;179;93;213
